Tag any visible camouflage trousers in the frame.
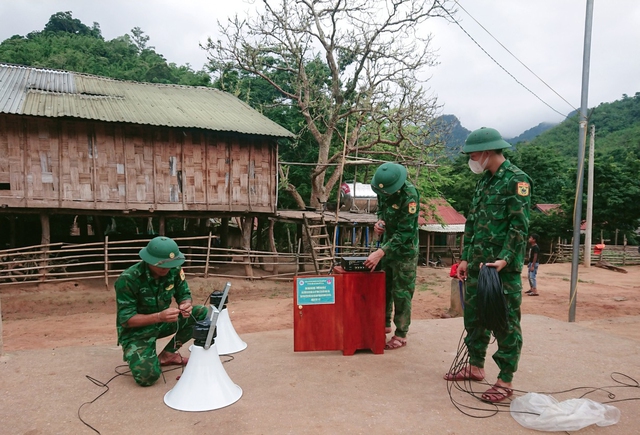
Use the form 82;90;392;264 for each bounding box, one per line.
463;271;523;383
383;255;418;339
121;305;208;387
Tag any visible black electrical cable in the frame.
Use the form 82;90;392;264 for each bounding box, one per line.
77;308;236;433
447;331;640;418
475;265;508;335
445;329;640;420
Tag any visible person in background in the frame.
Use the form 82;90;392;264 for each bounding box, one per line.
443;127;532;403
526;234;540;296
115;236;208;386
364;162;420;350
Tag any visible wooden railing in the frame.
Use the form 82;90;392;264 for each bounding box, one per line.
0;237;381;286
553;243;640;266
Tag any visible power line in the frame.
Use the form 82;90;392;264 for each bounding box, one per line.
439;1;578;120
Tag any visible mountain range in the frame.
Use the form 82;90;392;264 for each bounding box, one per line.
435;114;558;154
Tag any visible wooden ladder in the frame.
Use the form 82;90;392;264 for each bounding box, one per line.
303;214;335;274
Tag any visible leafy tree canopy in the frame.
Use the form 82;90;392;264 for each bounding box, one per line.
440;93;640;246
0;11;211;86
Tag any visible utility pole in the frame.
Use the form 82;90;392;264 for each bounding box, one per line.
584;125;595;267
569;0;595;322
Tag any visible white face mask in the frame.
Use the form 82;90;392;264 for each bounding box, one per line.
468;153;488;174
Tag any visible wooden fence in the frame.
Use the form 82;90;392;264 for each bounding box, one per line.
0;235;378;287
552;243;640;266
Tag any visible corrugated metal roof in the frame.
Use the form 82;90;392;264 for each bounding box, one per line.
420;197;467;228
0;63;294;138
421;223;465;233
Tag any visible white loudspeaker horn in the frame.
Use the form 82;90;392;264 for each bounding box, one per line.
165;282;242;411
216;307;247;355
164;343;243;412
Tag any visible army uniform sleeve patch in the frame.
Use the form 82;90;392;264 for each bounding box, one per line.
517;182;530;197
408;201;417;214
179;269;185;281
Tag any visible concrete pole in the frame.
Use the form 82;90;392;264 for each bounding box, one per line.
569;0;595;323
584;125;595;267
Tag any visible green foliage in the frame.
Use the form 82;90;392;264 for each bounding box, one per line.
437;154;479;214
438;93;640;242
528;211;573;243
0;11;211;86
528;93;640;158
590;150;640;234
509;143;573;204
43;11;102;38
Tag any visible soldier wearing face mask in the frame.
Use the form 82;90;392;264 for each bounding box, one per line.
444;127;532;404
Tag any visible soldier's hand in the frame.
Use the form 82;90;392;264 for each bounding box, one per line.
485;259;507;272
178;300;193;317
457;261;468;280
364;248;385;271
160;307;181;323
373;220;386;236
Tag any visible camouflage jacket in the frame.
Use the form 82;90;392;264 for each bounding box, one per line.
114;261;191;344
377;181;420;261
461;160;532;275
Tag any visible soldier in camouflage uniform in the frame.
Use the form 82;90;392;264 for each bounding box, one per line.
443;127;532;403
364;163;420;350
115;236;207;386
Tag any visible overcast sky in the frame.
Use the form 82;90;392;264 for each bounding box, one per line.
1;0;638;138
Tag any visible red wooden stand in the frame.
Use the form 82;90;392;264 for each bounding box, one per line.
293;267;385;355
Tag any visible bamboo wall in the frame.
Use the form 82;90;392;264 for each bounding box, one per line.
0;114;277;213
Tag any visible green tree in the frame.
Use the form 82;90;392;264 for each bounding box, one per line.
0;12;211;86
437;154;479;215
510;144;573;205
43;11;102;38
590;151;640;237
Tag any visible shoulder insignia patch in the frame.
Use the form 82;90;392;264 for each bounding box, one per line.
392;204;399;209
517;182;530;197
179;269;185;281
408;201;417;214
165;284;174;291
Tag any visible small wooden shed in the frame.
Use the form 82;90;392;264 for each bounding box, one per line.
0;63;294;245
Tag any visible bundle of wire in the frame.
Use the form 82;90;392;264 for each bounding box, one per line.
476;265;508;334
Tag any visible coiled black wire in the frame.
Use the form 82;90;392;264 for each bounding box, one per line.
476;265;508;334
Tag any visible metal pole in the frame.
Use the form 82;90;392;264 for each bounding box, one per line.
569;0;595;322
584;125;595;267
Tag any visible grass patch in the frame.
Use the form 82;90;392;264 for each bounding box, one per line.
417;283;438;293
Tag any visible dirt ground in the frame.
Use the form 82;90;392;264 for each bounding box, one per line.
1;262;640;352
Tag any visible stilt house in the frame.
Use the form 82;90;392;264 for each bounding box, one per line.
0;63;294;245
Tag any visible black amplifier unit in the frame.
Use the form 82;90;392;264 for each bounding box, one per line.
340;256;380;272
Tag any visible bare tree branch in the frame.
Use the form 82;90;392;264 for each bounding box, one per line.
205;0;455;206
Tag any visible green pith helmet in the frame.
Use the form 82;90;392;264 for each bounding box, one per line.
463;127;511;153
371;162;407;195
139;236;185;268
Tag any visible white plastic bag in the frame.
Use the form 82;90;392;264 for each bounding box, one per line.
510;392;620;431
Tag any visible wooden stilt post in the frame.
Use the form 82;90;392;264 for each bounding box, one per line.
269;219;278;275
40;213;50;280
241;217;254;278
204;232;212;278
